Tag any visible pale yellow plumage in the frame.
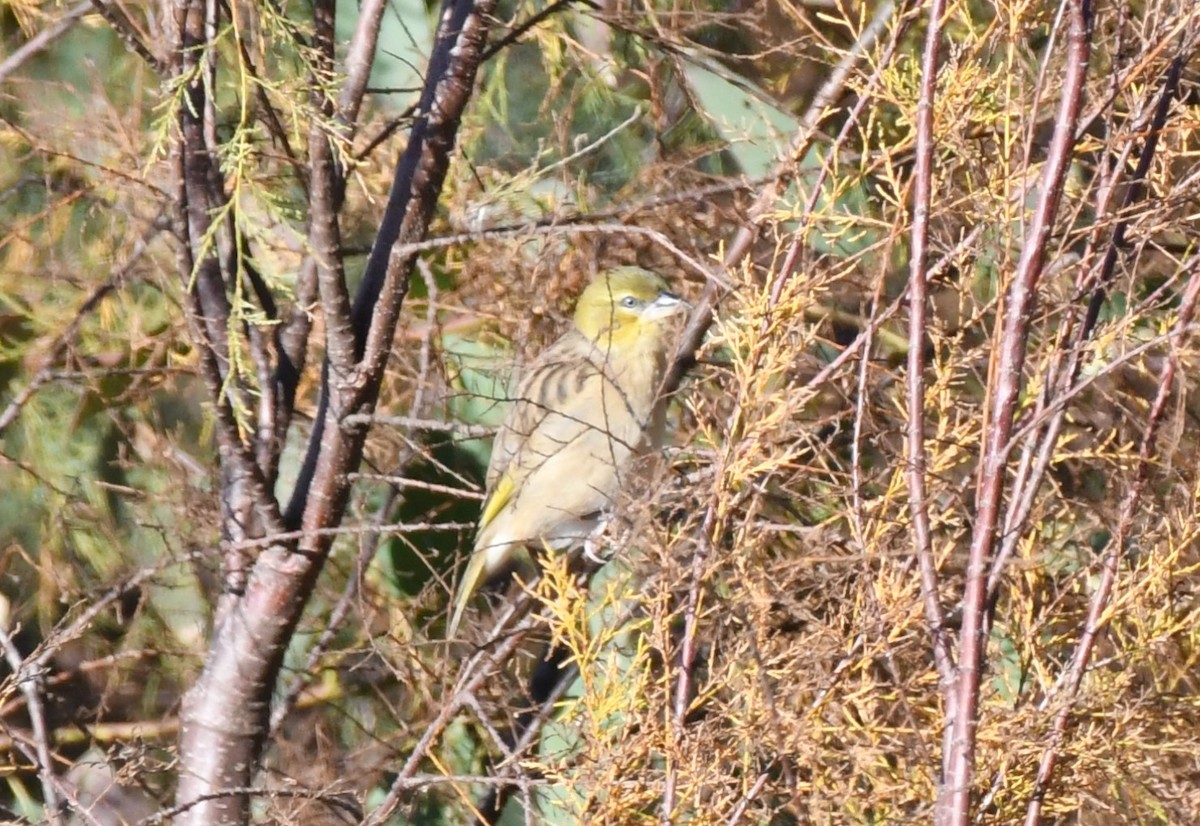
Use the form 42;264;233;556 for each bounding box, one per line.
448;267;687;635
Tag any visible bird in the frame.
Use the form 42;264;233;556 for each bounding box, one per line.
448;267;689;636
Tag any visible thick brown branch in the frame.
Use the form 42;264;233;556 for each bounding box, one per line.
174;2;497;823
307;0;356;373
284;0;499;530
274;0;390;459
170;0;284;560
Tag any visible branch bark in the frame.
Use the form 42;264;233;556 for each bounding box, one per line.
171;1;497;823
1024;258;1200;826
941;3;1092;823
904;2;961;820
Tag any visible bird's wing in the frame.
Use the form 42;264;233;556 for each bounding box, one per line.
487;362;646;542
450;337;648;635
484;334;596;490
448;489;511;636
476;469;516;534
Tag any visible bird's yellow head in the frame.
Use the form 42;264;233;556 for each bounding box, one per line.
573;267;688;346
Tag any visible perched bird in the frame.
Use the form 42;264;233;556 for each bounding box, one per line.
449;267;688;635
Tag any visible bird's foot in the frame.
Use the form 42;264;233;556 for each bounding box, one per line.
583;517;617;565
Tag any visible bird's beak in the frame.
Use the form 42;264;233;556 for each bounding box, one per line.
643;291;690;321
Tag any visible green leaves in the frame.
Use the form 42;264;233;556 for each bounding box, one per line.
682;54;798;180
441;328;513;468
683;54;885;261
441;329;514;430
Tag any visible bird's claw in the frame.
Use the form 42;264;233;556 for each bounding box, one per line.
583;530;612;565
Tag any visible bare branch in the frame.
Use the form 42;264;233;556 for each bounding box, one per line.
905;4;959;819
88;0;165;72
362;600;538;825
338;0;391;123
174;1;499;821
0;624;63;826
0;1;91;84
307;0;356;374
481;0;594;62
943;3;1093;822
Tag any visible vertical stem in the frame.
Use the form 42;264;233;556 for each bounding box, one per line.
173;1;497;823
907;0;954;712
943;3;1092;823
0;628;62;826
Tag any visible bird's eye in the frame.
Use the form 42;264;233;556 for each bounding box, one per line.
620;295;639;309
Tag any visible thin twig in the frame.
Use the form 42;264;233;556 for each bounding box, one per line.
0;625;63;826
385;222;723;287
362;602;539;825
88;0;165;72
481;0;596;61
724;769;771;826
943;3;1092;823
905;0;957;776
0;1;91;84
344;414;496;438
771;0;917;294
1023;258;1200;826
227;520;478;552
661;502;720;823
140;786;361;825
350;473;485;500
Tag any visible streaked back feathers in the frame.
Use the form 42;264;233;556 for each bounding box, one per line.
448;267;687;635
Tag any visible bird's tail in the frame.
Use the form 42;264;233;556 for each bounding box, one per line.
448;534;534;637
448;549;488;637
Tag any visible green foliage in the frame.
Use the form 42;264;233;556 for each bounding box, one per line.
379;436;486;598
683;55;797;179
3;0;1200;823
441;328;512;467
